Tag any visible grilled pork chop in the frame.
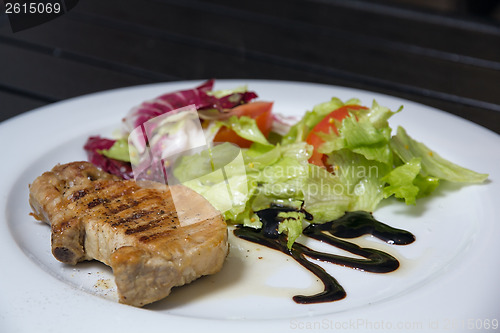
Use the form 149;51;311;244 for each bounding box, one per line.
29;161;228;307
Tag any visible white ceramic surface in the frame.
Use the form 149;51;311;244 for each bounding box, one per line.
1;80;499;333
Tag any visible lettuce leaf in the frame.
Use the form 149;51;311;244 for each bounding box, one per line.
413;174;440;198
302;164;350;222
319;100;400;165
98;138;131;162
172;141;347;232
277;211;305;249
172;142;249;217
381;157;422;205
281;97;361;144
390;126;488;183
83;136;134;179
214;115;271;146
320;116;393;165
326;149;389;212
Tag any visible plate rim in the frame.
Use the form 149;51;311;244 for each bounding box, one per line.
1;79;499;332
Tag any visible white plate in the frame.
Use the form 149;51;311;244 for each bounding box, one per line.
1;80;499;333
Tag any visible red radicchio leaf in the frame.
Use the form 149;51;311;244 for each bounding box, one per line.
86;80;259;179
83;136;134;180
123;79;258;130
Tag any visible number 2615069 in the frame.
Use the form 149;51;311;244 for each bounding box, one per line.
5;2;62;14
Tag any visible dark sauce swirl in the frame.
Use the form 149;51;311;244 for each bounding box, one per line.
233;210;415;304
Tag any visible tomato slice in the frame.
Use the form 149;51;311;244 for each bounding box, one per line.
306;105;368;167
214;101;273;148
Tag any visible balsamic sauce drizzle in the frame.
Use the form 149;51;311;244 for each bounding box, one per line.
233;209;415;304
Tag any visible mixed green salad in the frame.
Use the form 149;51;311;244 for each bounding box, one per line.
84;80;488;248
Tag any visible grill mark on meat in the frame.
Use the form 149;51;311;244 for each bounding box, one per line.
89;198;141;216
92;180;133;196
71;189;88;201
28;161;228;307
106;202;139;215
84;182;147;214
107;198;144;215
107;192;170;227
110;209;155;228
87;197;109;208
124;216;168;235
138;230;175;243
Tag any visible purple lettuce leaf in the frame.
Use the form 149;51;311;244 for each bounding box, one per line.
123;79;258;130
84;136;134;179
85;80;258;179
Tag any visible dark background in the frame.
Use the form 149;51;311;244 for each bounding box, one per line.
1;0;499;133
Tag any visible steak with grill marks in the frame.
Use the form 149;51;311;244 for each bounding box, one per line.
28;161;228;307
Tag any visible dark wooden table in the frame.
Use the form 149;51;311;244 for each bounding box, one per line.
1;0;500;134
